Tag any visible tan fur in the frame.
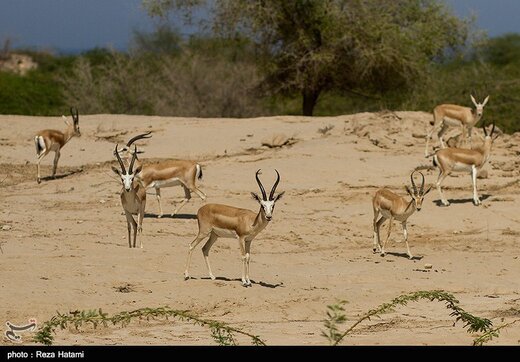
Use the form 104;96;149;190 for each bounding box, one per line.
34;109;80;183
425;95;489;157
184;170;284;287
122;152;205;218
433;131;494;207
372;172;431;259
118;179;147;249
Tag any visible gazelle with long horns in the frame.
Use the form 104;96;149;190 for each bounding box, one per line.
184;169;284;287
112;145;146;248
34;107;81;183
372;171;432;260
118;132;206;218
433;120;497;207
425;95;489;157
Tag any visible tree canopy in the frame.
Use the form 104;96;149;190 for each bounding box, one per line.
143;0;472;115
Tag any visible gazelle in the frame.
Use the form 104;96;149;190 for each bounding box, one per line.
112;145;146;248
184;169;284;287
372;171;432;260
433;120;497;207
425;95;489;157
34;107;81;183
118;132;206;218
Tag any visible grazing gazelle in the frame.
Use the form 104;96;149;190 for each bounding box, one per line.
425;95;489;157
372;171;432;260
34;107;81;183
184;169;284;287
118;132;206;218
112;145;146;248
433;120;497;207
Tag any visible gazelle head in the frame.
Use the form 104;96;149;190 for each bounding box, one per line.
405;171;432;212
251;169;285;221
482;119;497;141
470;95;489;118
117;132;151;160
63;107;81;137
112;144;142;192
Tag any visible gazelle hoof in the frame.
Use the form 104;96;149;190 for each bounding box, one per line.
184;274;190;281
441;201;450;207
380;252;386;257
157;214;163;219
473;200;481;206
37;178;41;184
408;255;414;260
210;274;216;280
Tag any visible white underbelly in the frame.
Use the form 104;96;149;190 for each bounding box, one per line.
380;209;407;222
148;177;183;189
212;227;238;239
443;117;462;127
452;162;473;172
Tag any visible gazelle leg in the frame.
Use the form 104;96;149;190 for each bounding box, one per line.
373;208;381;252
467;126;473;149
237;237;248;286
402;222;413;259
425;123;437;157
125;212;136;248
137;206;145;248
36;155;45;184
172;186;191;216
193;188;206;201
155;187;164;218
437;123;449;148
471;165;481;206
184;231;209;280
201;233;218;280
436;170;450;206
381;216;393;257
244;240;252;286
52;150;60;178
375;216;386;255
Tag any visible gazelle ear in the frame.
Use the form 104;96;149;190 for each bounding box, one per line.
405;185;413;197
482;95;490;107
62;115;71;126
423;185;433;196
251;192;261;202
274;191;285;202
111;166;120;175
470;94;477;107
134;165;142;175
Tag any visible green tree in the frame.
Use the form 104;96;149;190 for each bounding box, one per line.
143;0;471;116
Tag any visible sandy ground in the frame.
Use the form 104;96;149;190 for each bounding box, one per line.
0;111;519;346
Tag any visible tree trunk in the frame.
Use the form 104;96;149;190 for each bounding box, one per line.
302;89;320;116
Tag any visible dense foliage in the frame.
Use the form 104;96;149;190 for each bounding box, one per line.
1;1;520;132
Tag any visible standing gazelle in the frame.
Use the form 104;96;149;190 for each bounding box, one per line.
433;120;497;207
372;171;432;260
184;169;284;287
112;145;146;248
117;132;206;218
34;107;81;183
425;95;489;157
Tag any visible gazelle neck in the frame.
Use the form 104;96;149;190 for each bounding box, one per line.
252;207;269;231
63;124;75;144
403;198;416;217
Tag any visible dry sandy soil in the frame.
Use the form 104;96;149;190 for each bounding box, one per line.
0;111;519;346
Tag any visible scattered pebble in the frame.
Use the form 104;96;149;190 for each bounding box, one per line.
424;263;433;269
1;225;12;231
99;199;106;204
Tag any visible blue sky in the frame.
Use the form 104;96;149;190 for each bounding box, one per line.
0;0;519;53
